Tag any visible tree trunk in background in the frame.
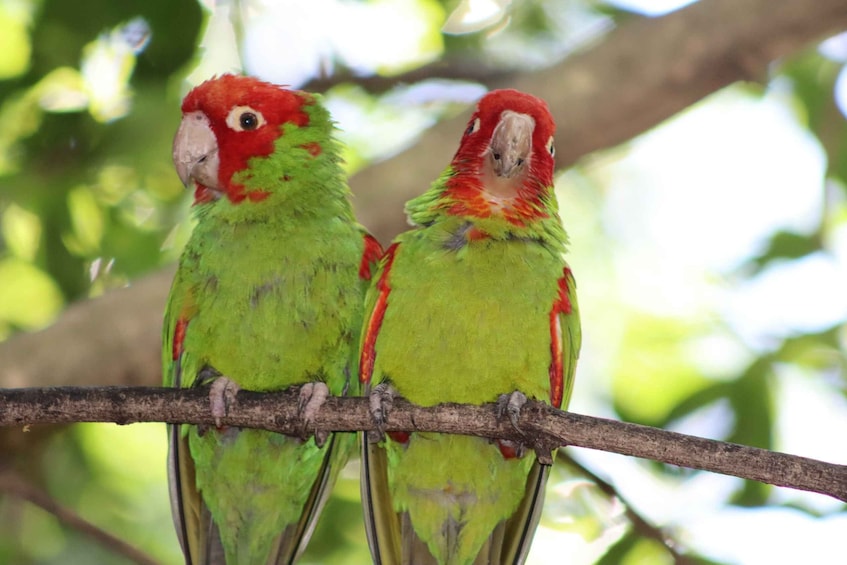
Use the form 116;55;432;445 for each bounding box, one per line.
2;0;846;390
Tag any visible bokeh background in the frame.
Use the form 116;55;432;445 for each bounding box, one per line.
1;0;846;563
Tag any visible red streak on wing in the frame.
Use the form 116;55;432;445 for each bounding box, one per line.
359;234;384;281
172;318;189;361
359;243;399;385
300;142;322;157
548;267;573;408
247;190;271;202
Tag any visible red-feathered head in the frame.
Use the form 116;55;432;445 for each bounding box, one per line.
173;74;313;204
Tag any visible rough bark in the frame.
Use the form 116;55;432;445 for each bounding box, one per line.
351;0;847;242
2;0;847;389
1;386;845;502
0;267;173;388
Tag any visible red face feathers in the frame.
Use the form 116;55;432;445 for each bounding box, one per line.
444;89;557;221
173;74;313;204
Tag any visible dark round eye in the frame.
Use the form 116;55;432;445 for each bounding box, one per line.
465;117;481;136
226;105;266;131
240;112;258;130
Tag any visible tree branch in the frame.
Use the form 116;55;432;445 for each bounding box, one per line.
0;266;173;389
558;452;693;564
350;0;847;242
302;59;517;95
1;386;845;502
2;0;846;393
0;469;160;565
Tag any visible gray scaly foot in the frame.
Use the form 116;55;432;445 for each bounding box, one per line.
495;390;529;459
299;382;330;446
209;376;240;428
367;383;396;443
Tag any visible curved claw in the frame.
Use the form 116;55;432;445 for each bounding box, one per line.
299;382;330;446
496;390;528;432
367;383;396;443
209;376;240;428
494;391;530;459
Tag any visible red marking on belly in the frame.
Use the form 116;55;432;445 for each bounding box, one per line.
496;440;521;459
388;431;410;444
300;142;322;156
247;190;271;202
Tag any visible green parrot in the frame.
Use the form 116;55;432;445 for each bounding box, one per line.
359;89;581;565
164;74;382;565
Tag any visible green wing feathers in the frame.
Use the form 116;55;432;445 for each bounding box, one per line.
165;75;377;565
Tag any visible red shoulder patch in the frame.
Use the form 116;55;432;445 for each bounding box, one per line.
359;243;399;385
359;234;384;281
548;267;573;408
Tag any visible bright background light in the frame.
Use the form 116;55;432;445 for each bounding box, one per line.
177;1;846;563
1;0;843;563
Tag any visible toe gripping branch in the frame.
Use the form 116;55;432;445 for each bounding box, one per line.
367;383;397;444
191;365;240;433
298;382;331;447
496;391;558;465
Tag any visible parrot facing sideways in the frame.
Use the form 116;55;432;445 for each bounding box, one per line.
164;74;382;564
359;89;581;565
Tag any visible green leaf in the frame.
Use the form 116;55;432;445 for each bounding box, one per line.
726;359;775;506
611;313;712;426
659;381;735;429
596;529;639;565
727;358;774;450
742;230;823;275
0;257;64;329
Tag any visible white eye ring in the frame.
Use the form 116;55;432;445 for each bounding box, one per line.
547;136;555;156
226;105;266;132
466;117;480;136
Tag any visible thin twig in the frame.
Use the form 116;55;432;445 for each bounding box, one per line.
558;452;696;565
1;386;845;502
4;0;847;392
0;469;160;565
302;60;516;94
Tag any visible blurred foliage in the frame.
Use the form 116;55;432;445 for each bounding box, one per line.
0;0;846;564
0;0;201;339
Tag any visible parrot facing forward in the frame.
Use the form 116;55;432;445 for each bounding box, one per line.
359;89;581;565
164;74;382;564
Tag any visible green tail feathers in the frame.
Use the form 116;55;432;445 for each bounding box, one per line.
359;89;580;565
165;75;376;564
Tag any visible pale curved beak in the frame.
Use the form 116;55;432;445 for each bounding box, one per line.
172;110;220;190
489;110;535;178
